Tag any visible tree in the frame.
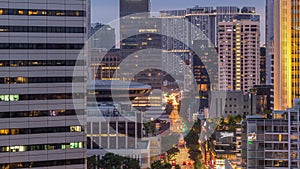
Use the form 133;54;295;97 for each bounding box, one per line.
123;157;140;169
166;147;180;161
144;123;150;136
150;160;172;169
151;160;162;169
87;155;97;169
150;121;156;134
184;120;202;149
98;153;123;169
98;153;140;169
233;115;242;124
224;115;235;125
194;161;204;169
188;149;202;162
192;120;202;134
217;118;225;131
144;121;156;136
162;163;172;169
184;130;199;150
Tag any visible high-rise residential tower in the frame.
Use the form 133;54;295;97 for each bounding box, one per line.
218;19;260;92
0;0;89;168
185;6;260;47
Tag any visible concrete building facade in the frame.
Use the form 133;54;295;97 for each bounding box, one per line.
90;23;115;49
218;20;260;92
243;99;300;168
0;0;89;168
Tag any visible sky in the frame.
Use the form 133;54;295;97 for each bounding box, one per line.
91;0;266;44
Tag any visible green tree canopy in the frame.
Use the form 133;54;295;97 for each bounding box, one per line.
150;160;172;169
98;153;140;169
166;147;180;161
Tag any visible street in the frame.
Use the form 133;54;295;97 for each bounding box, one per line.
174;147;194;169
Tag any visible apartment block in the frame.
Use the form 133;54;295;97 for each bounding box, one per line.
243;99;300;168
218;20;260;92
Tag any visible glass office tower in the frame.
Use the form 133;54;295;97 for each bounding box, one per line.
273;0;300;110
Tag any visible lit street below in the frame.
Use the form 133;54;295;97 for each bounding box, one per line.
174;147;194;169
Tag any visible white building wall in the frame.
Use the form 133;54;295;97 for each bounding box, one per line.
0;0;89;167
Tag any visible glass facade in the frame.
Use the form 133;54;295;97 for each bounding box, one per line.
274;0;300;110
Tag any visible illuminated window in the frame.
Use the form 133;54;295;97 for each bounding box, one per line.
10;129;19;135
56;12;65;16
28;11;38;15
32;61;39;65
16;77;28;83
279;134;282;142
0;129;9;135
0;94;19;102
18;10;24;15
70;142;83;149
0;29;8;32
70;126;82;132
9;146;26;152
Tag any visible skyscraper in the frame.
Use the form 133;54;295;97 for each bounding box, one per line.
271;0;300;110
120;0;150;18
185;6;260;47
266;0;275;87
119;0;162;89
119;0;164;120
218;19;260;92
0;1;89;168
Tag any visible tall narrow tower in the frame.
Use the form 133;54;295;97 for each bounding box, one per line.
273;0;300;110
119;0;163;89
218;19;261;92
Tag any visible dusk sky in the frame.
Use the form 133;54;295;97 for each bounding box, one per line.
92;0;266;44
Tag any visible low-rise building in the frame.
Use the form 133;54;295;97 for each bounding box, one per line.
209;86;272;118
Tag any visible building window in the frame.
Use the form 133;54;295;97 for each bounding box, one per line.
0;8;85;17
70;126;82;132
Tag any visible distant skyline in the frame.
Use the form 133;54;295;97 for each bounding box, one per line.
91;0;266;44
